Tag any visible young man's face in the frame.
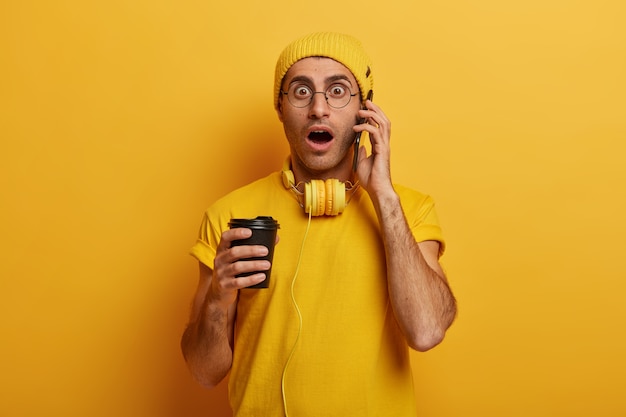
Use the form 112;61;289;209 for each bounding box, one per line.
277;57;361;182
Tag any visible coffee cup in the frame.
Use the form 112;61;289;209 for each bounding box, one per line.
228;216;280;289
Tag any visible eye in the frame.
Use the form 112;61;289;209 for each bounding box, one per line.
327;84;348;98
292;85;312;98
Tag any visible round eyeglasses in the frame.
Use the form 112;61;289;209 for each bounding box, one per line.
280;83;358;109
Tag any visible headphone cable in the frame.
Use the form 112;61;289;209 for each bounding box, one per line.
281;209;312;416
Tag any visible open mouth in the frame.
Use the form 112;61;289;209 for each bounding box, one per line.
308;130;334;143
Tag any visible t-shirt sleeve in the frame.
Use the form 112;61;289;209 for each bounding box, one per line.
189;211;219;268
399;187;446;256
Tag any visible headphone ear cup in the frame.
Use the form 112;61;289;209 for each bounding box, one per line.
301;178;347;216
324;179;334;216
304;180;327;216
325;179;346;215
313;180;326;216
304;181;312;214
282;169;295;189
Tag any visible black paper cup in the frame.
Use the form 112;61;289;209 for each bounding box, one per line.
228;216;280;289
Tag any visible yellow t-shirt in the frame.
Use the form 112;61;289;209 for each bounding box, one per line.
190;171;444;417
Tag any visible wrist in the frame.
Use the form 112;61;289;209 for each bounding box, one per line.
206;286;236;315
371;187;400;213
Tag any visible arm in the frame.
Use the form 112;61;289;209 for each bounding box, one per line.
355;101;457;351
181;228;270;387
374;192;457;351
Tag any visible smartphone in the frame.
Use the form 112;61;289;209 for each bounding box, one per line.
352;89;374;172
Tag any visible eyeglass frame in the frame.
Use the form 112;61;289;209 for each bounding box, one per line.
279;83;359;109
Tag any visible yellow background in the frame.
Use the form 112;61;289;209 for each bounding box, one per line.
1;0;625;416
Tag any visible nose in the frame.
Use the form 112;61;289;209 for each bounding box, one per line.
308;92;331;119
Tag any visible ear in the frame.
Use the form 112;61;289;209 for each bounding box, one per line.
275;98;284;123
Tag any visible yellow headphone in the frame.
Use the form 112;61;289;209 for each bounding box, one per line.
281;158;351;216
281;168;346;216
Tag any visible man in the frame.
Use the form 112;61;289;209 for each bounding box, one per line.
182;32;457;416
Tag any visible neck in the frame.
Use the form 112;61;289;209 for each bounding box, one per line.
289;155;356;185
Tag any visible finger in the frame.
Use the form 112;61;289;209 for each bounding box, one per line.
230;259;271;277
357;145;369;164
215;231;267;273
364;100;387;119
227;260;271;289
232;273;268;289
214;269;267;292
213;252;270;289
363;101;390;127
356;111;386;136
217;227;252;252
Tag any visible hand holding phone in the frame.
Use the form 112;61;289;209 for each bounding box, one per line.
352;90;374;172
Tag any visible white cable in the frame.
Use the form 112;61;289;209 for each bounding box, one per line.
281;209;312;417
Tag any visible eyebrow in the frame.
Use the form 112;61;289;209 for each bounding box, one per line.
287;74;354;87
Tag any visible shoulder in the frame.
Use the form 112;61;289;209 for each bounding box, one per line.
393;183;445;252
211;172;283;209
202;171;290;228
393;183;436;211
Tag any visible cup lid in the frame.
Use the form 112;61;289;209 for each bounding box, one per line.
228;216;280;230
